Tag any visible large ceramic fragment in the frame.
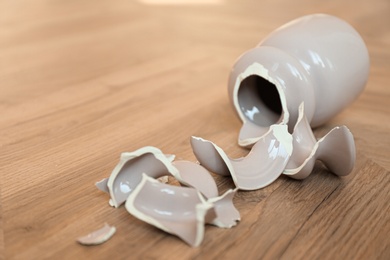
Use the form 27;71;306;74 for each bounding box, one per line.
96;153;174;194
191;124;292;190
125;174;214;247
284;104;356;179
172;160;240;228
100;147;180;208
77;223;116;246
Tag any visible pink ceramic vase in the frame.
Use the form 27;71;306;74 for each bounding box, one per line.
228;14;369;147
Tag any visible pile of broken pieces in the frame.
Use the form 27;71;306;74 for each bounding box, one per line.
77;103;356;247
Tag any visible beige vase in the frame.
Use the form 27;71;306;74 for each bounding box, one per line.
228;14;369;147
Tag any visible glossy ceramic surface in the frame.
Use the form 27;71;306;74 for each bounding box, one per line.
173;160;239;228
191;124;292;190
207;189;240;228
172;160;219;199
95;178;109;193
284;103;356;179
228;14;369;146
77;223;116;246
96;144;241;228
125;174;214;247
106;146;180;207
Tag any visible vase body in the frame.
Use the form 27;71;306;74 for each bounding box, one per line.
228;14;369;146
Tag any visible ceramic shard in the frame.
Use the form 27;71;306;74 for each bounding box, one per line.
125;174;214;247
239;120;275;148
191;124;292;190
172;160;219;199
283;103;317;172
95;178;109;193
106;146;180;208
284;104;356;179
172;160;240;228
207;189;240;228
77;223;116;246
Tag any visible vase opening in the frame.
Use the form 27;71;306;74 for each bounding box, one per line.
237;75;283;127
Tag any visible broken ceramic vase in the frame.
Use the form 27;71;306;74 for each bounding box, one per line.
228;14;369;147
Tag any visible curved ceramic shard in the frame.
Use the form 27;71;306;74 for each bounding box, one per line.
172;160;219;199
284;126;356;179
107;146;180;208
208;189;240;228
284;103;356;179
172;160;240;228
125;174;214;247
190;138;231;177
95;178;109;193
77;223;116;246
284;103;317;171
191;124;292;190
315;126;356;176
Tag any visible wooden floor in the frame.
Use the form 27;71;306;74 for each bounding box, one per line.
1;0;389;259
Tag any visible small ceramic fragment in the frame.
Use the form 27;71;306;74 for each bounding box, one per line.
125;174;214;247
172;160;240;228
77;223;116;246
191;124;292;190
208;189;240;228
107;146;180;208
95;178;109;193
284;103;356;179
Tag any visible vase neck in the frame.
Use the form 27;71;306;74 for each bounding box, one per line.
228;46;316;146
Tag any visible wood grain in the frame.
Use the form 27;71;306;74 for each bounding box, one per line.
1;0;389;259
